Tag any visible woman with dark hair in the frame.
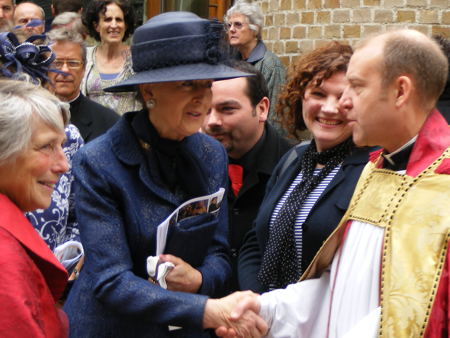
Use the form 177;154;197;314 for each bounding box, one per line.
81;0;140;114
239;42;372;292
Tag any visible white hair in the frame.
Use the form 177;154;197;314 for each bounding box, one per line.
225;0;264;40
0;79;70;164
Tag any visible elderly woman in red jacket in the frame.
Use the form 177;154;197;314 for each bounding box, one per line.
0;79;70;337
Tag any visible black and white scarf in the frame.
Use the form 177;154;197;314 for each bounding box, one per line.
258;138;354;289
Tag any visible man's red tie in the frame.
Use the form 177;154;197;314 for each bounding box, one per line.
228;164;243;197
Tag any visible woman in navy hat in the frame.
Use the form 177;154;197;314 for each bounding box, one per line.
63;11;259;337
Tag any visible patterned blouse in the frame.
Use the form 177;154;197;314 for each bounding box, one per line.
81;46;142;115
26;124;84;252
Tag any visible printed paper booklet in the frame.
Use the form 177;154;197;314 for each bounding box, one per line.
156;187;225;256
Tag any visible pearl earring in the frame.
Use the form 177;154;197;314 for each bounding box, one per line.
146;99;156;110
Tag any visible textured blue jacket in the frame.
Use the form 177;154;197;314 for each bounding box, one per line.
64;112;231;337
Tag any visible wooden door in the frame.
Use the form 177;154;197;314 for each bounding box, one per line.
146;0;231;21
209;0;232;20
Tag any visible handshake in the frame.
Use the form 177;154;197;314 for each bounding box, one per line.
203;291;268;338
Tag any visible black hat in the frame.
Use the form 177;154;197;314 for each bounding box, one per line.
106;11;250;92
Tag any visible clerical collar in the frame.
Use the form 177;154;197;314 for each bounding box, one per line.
68;92;81;104
382;136;417;172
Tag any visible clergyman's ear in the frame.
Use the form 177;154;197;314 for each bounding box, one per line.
394;75;412;108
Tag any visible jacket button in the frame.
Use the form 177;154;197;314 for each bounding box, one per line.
233;208;240;215
231;248;238;258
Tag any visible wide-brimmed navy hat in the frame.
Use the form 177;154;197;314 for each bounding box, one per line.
106;11;250;92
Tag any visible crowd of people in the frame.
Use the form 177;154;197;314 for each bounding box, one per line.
0;0;449;337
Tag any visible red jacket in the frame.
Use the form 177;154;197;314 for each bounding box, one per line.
0;194;68;337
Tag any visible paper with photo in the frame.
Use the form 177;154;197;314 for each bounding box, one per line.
155;187;225;256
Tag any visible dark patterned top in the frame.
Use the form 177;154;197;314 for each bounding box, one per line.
26;124;84;252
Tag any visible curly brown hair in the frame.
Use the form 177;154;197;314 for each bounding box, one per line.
82;0;135;42
277;41;353;140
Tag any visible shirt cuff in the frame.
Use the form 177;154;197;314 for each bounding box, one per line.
259;292;275;332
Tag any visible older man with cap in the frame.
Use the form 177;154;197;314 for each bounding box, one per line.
217;28;450;338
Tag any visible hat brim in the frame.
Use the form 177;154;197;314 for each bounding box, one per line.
105;63;252;92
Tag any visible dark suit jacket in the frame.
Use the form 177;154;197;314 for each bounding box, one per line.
437;83;450;124
238;144;371;293
228;123;293;291
437;101;450;124
64;112;230;337
70;93;119;143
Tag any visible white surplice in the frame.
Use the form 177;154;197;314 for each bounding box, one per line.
260;221;384;338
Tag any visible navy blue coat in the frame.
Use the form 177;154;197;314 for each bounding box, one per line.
238;144;371;293
64;112;231;337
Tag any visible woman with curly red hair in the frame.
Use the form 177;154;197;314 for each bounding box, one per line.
239;41;374;292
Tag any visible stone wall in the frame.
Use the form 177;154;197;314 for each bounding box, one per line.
254;0;450;66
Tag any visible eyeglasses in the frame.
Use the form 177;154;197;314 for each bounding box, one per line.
52;59;84;69
226;21;246;31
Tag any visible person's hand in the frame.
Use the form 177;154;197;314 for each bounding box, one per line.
217;292;265;337
68;256;84;281
203;291;267;338
159;254;202;293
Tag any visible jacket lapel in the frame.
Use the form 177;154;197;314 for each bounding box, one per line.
239;124;291;197
0;194;68;301
110;112;179;205
238;170;259;197
266;145;306;210
70;95;93;141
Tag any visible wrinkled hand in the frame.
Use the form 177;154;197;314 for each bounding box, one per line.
159;254;202;293
203;291;267;338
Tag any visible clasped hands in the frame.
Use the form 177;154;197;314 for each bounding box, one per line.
204;291;268;338
158;254;268;337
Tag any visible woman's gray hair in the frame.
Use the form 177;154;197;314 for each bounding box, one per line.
0;79;70;164
225;0;264;40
